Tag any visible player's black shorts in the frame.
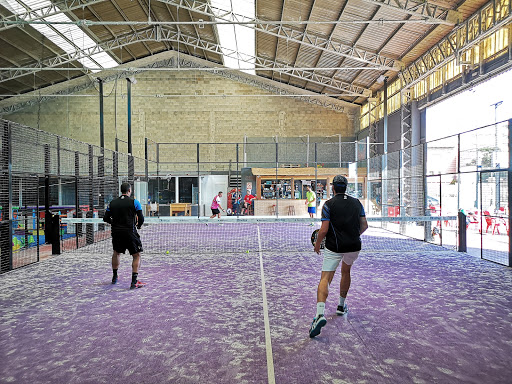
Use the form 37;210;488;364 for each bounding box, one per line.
112;230;143;255
211;208;220;214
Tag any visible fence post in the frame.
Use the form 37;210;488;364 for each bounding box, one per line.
86;145;94;245
0;121;12;272
508;119;512;267
197;143;200;218
275;142;279;218
44;144;51;245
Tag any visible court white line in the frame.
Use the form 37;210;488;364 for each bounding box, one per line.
257;227;276;384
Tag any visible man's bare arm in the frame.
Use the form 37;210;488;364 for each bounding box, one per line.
360;217;368;234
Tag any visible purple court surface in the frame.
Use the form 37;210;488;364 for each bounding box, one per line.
1;226;512;384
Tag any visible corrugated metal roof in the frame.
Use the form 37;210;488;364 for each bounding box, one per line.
0;0;500;106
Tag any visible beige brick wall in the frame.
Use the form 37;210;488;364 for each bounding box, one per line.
5;71;355;164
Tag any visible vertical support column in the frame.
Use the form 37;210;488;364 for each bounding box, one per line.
275;142;279;217
44;144;51;244
243;135;247;168
156;144;160;216
197;143;201;218
368;98;379;158
175;176;179;204
338;134;342;167
382;78;389;218
400;90;412;216
366;136;371;215
99;78;104;150
113;151;119;194
354;140;358;198
457;134;461;213
86;145;94;245
423;143;430;241
36;176;40;261
236;143;239;216
314;142;318;218
0;121;12;272
98;148;105;231
126;78;132;155
306;135;310;167
128;155;134;185
144;138;149;182
74;151;80;249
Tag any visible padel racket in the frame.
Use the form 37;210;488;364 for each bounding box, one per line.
311;229;325;249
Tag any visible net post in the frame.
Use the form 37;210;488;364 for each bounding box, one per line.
51;213;61;255
458;211;467;252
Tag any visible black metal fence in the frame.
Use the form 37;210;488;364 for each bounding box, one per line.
1;118;510;273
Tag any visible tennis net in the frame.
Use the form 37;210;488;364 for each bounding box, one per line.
59;215;460;254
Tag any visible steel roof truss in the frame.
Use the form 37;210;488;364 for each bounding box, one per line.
161;0;399;70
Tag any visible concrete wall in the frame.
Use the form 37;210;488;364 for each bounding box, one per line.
5;71;355;169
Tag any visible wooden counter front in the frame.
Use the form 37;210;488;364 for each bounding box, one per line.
254;199;310;216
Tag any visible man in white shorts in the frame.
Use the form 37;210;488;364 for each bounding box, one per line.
309;175;368;338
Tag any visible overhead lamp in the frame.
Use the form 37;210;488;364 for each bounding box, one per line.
376;75;388;83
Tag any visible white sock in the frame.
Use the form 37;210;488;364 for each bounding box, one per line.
316;302;325;317
339;296;346;307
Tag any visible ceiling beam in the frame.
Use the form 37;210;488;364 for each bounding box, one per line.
0;51;359;114
359;0;461;26
161;0;401;70
0;0;107;32
400;0;512;87
0;26;372;97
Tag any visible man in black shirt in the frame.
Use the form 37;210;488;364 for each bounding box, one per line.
309;175;368;338
103;182;145;289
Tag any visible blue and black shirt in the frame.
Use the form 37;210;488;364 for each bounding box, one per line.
103;195;144;233
321;194;365;253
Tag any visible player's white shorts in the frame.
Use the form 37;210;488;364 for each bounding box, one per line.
322;248;360;271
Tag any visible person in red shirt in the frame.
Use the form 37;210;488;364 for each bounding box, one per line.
242;192;256;215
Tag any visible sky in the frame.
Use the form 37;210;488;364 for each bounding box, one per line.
426;68;512;141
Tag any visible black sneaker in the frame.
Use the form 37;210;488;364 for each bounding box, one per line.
336;304;348;315
130;280;146;289
112;276;118;284
308;315;327;338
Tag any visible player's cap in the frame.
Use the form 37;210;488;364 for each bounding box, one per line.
332;175;348;186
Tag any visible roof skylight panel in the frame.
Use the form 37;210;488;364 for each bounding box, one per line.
3;0;117;71
210;0;255;75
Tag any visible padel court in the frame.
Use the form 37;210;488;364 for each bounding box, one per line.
1;220;512;384
2;0;512;382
